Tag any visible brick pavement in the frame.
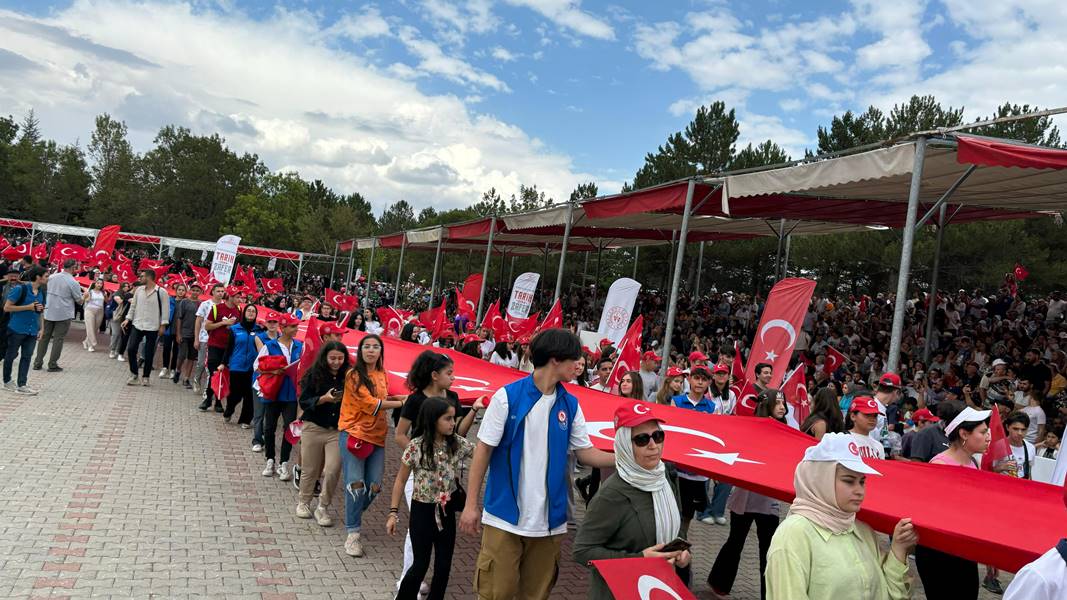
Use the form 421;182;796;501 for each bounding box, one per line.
0;323;1011;599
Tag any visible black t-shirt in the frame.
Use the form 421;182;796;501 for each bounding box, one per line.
907;424;949;462
400;389;462;438
1021;362;1052;392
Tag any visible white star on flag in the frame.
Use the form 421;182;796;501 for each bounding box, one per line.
764;350;778;361
686;448;764;466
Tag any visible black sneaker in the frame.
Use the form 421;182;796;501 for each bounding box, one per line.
982;578;1004;595
292;465;301;491
183;380;192;389
47;366;63;372
197;398;211;411
171;372;180;384
213;402;224;413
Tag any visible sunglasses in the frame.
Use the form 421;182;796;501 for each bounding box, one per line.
631;430;666;447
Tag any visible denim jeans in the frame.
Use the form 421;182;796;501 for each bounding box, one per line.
252;394;265;445
4;332;36;386
338;431;385;533
699;481;734;520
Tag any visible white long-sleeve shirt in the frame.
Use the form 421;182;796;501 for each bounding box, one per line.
125;285;170;331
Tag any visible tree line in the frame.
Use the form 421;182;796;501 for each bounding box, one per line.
0;96;1062;295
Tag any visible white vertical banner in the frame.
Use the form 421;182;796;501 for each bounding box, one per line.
210;234;241;284
598;277;642;346
267;257;277;271
507;272;540;318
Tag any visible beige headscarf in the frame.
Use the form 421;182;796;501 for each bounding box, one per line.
614;426;680;545
787;461;857;534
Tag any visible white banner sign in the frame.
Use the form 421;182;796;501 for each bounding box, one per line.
507;272;540;318
210;234;241;284
597;277;642;346
267;257;277;271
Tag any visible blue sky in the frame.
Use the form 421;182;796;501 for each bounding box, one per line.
0;0;1063;214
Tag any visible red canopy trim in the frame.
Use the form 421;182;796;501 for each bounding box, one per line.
0;218;33;229
237;246;301;260
447;218;495;240
957;134;1067;170
582;181;720;220
379;233;405;249
337;239;355;252
117;232;161;244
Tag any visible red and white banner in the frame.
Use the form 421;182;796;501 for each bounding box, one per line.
590;557;696;600
781;364;809;426
745;278;816;388
377;307;412;338
2;241;29;261
539;298;563;331
479;299;506;337
261;277;284;294
210;234;241;284
49;243;89;265
606;315;643;391
598;277;641;347
505;312;540;339
506;272;540;319
824;345;848;374
325;288;357;312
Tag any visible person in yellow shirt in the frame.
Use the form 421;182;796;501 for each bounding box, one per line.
765;432;918;600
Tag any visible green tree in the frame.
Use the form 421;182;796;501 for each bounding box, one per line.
378;199;416;234
816;106;887;153
980;103;1062;146
87;114;140;228
0;115;18;214
731;140;790;171
886;95;964;136
52;145;92;225
683;102;739;173
471;187;504;216
569;182;598;202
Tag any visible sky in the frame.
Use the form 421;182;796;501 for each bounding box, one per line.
0;0;1064;216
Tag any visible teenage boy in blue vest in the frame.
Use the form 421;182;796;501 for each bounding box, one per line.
460;328;613;599
671;364;716;537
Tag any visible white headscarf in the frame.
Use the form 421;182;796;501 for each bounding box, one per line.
614;425;681;545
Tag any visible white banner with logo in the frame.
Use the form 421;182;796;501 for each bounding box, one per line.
210;234;241;284
267;257;277;271
507;272;540;318
597;277;642;346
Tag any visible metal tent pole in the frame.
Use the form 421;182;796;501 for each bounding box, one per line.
466;249;473;275
582;252;589;285
632;246;639;280
593;243;604;305
475;216;496;323
659;180;697;380
429;230;443;302
328;243;339;288
774;218;786;280
509;255;516;291
923;202;948;363
553;200;574;303
27;224;35;251
346;242;355;285
782;234;792;278
695;241;705;296
367;240;377;305
296;254;304;290
393;237;406;305
888;137;928;373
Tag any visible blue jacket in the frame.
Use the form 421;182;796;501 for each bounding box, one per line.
671;393;716;414
260;338;303;403
227;323;263;372
163;296;177;335
484;374;579;531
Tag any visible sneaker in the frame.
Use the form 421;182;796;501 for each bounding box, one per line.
344;532;363;557
983;578;1004;595
15;385;38;396
699;515;717;525
141;377;150;387
126;375;140;386
277;462;292;481
183;380;192;389
191;380;201;394
87;346;95;353
197;398;211;411
714;516;728;526
240;423;251;430
419;582;430;600
109;351;116;359
224;414;232;423
314;505;333;527
32;364;41;371
83;340;89;350
3;381;15;392
158;369;170;379
47;366;62;372
172;372;180;384
292;465;302;490
261;459;275;477
295;502;312;519
251;443;263;452
117;355;126;362
213;403;224;413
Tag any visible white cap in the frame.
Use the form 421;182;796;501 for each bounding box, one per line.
945;406;992;436
802;432;882;475
992;358;1007;367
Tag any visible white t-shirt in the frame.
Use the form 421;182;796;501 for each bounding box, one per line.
1003;544;1067;600
195;299;215;344
478;386;593;537
489;352;518;369
850;431;886;460
1010;441;1037;478
1022;405;1046;444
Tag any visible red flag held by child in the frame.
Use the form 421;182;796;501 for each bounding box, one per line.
589;557;696;600
981;407;1011;472
782;365;810;426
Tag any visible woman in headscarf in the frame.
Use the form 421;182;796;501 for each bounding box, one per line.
765;432;917;600
573;401;691;599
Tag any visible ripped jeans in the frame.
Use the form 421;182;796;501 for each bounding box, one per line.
338;431;385;533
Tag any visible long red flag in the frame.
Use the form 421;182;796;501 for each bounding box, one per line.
746;278;816;387
538;298;563;331
605;315;642;391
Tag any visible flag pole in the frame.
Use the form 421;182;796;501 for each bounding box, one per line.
923;202;947;363
393;235;406;306
553;200;574;304
659;179;696;380
475;215;496;324
888;138;927;373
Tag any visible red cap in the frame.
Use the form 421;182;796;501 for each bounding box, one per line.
518;335;532;345
599;338;613;348
688;351;708;363
319;323;344;336
642;351;661;361
851;396;884;415
499;333;513;343
461;333;483;344
666;366;684;378
912;408;938;422
711;363;729;374
689;364;712;378
613;401;667;429
878;372;902;388
277;313;300;327
225;285;242;298
262;309;280;322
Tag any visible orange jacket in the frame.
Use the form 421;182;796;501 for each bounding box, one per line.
338;369;389;446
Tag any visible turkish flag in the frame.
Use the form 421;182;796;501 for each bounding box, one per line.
93;224;120;257
0;238;9;251
31;243;48;260
455;287;477;320
745;278;816;388
589;557;696;600
462;273;483;304
981;406;1012;472
538;298;564;331
731;340;746;385
377;306;413;338
479;299;506;337
113;260;136;283
114;250;131;264
732;379;759;417
49;243;89;265
2;242;30;261
782;365;810;426
296;317;323;393
325;288;348;311
189;265;218;288
505;311;540;339
606;315;643;391
419;299;450;341
824;345;848;374
1013;262;1029;282
139;258;163;272
261;277;284;294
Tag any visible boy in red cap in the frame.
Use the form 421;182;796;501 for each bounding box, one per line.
847;396;886;460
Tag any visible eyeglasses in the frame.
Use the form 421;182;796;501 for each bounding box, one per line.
631;430;666;447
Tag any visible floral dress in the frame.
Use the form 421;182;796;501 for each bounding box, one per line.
402;436;475;529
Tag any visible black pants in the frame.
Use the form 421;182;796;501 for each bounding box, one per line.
117;327;131;356
708;511;779;599
262;401;297;463
224;370;255;424
160;334;178;371
398;500;456;600
204;346;226;405
915;545;978;600
126;328;158;377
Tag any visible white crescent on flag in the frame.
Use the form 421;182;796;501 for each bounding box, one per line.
759;319;797;349
637;575;685;600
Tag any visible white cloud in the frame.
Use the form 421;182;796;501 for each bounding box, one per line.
397;26;510;92
329;6;390;42
736;113;810;160
504;0;615;41
490;46;517;61
0;2;596;214
851;0;931;75
418;0;498;46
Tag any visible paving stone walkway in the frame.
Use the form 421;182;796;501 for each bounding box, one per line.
0;323;1009;599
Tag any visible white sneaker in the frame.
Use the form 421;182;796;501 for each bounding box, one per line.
314;505;333;527
15;385;38;396
126;375;139;386
344;532;363;557
109;351;116;359
277;462;292;481
251;443;263;452
158;369;169;379
141;377;150;387
296;502;312;519
82;340;88;350
117;355;126;362
715;516;728;525
419;582;430;600
191;380;201;394
699;515;717;525
261;459;275;477
3;381;16;392
87;346;95;353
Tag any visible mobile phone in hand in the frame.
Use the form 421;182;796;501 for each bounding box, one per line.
659;538;692;553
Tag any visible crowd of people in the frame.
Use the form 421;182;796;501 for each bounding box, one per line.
3;243;1066;600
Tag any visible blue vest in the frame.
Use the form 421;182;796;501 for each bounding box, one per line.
228;323;262;372
484;375;578;531
671;393;716;414
261;338;303;402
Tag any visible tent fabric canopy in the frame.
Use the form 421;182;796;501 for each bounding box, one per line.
957;134;1067;170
